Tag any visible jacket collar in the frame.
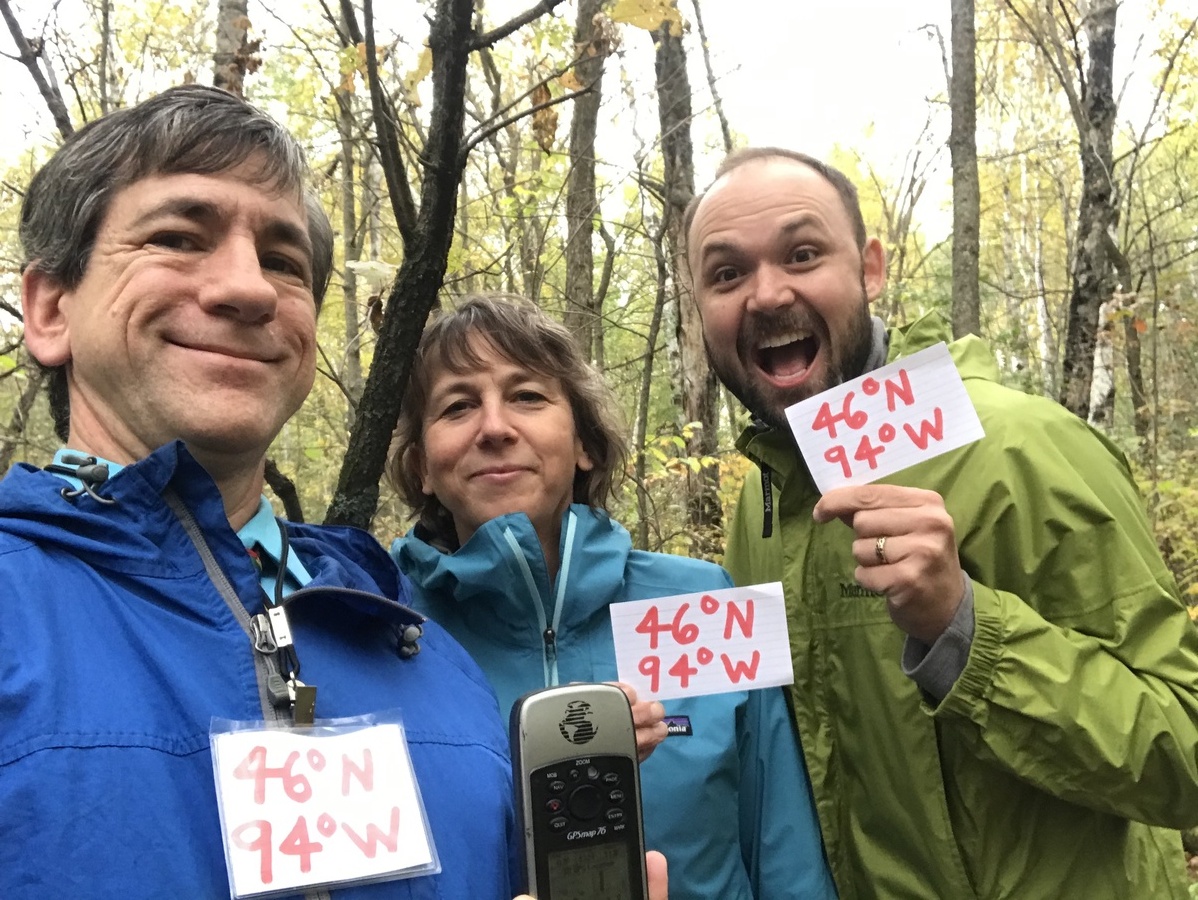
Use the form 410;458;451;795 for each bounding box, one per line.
396;503;631;629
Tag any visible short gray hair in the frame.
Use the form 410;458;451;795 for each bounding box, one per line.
19;84;333;439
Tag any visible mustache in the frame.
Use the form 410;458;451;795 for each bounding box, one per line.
738;309;825;350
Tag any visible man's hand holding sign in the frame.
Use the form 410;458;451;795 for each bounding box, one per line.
792;342;983;645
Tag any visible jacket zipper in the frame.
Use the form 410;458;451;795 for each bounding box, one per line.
502;510;578;689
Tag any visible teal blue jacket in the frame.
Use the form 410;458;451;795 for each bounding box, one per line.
393;505;837;900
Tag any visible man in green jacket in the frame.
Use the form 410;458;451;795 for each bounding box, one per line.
684;147;1198;899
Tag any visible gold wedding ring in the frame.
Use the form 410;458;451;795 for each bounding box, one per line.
875;535;889;565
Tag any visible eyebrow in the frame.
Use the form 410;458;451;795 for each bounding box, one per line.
427;368;552;401
130;196;314;259
698;213;823;267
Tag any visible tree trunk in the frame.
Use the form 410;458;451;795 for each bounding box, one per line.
335;78;364;427
949;0;981;338
562;0;608;360
325;0;476;528
0;363;45;473
1059;0;1118;418
651;14;722;559
324;0;564;528
636;219;670;551
213;0;250;97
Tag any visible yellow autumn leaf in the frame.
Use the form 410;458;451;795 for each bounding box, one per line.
559;69;584;92
403;46;433;107
609;0;683;37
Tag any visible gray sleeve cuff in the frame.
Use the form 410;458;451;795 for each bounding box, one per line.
901;577;975;703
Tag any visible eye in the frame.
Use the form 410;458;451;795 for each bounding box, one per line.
439;398;473;418
513;389;548;404
261;252;311;284
148;231;201;251
789;246;817;265
709;265;741;286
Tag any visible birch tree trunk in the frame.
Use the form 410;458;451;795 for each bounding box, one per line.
1058;0;1118;418
949;0;981;338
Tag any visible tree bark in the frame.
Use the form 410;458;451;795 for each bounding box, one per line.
562;0;608;359
213;0;250;97
651;14;721;559
1058;0;1119;418
949;0;981;338
334;37;365;426
0;363;45;474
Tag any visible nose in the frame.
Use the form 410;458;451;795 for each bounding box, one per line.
198;234;278;322
747;264;795;314
475;396;517;444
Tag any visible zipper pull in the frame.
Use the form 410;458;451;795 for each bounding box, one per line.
543;627;558;664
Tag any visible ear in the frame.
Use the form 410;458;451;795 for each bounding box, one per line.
861;237;887;305
410;446;435;497
574;435;595;475
21;267;73;367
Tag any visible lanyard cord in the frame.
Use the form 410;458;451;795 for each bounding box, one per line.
250;521;313;723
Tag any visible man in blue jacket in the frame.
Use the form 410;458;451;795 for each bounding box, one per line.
1;84;520;899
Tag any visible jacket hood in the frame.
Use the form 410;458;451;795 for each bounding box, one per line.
0;441;241;579
394;504;632;645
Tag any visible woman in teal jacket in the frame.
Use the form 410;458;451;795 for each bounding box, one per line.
388;294;836;900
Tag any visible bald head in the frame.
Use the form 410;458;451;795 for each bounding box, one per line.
684;148;867;281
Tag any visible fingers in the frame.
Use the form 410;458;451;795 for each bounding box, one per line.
814;484;965;644
646;850;669;900
813;483;943;524
609;681;667;762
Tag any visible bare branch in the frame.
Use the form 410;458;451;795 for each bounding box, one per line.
470;0;563;51
690;0;733;151
340;0;418;243
461;85;593;158
0;0;73;137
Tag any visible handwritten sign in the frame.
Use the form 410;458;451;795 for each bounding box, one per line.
211;724;437;898
785;342;984;493
611;583;793;701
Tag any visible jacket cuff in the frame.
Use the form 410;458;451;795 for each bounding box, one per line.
902;576;975;703
933;579;1006;722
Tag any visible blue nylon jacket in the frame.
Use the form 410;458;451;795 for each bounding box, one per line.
0;443;516;900
392;504;837;900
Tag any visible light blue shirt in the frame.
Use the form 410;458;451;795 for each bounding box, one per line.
51;449;312;598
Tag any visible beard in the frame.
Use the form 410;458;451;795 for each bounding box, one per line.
705;282;875;434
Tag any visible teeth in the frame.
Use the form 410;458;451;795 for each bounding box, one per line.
757;329;811;350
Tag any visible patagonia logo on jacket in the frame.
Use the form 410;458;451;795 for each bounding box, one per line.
664;715;693;736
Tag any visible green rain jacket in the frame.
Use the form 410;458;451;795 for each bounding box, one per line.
724;312;1198;899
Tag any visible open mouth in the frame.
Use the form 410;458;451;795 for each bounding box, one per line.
753;329;819;384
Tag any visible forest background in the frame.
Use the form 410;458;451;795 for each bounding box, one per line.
0;0;1196;618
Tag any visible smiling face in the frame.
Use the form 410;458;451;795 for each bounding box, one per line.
21;162;317;475
416;336;594;559
688;157;885;431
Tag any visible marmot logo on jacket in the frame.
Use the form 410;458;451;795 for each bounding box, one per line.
840;582;884;599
